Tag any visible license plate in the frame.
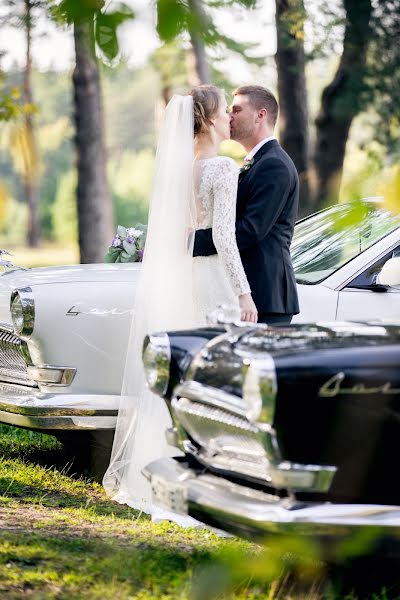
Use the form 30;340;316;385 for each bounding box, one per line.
151;474;188;515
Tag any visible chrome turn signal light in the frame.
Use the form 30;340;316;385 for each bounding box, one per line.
242;355;277;423
142;332;171;397
10;287;35;339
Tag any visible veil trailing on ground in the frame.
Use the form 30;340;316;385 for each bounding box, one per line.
103;95;197;513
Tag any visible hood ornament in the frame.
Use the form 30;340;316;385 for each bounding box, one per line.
0;250;28;272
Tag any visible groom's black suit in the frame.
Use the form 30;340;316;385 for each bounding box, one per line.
193;139;300;321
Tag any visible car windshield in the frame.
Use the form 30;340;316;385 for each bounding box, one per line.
291;202;400;284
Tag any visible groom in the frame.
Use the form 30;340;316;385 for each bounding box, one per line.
193;85;299;325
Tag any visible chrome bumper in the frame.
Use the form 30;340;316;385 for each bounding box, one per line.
144;457;400;544
0;382;118;430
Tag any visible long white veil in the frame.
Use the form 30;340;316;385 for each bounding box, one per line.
103;95;197;512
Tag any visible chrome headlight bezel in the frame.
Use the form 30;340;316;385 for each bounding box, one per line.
142;332;171;397
242;354;277;424
10;287;35;339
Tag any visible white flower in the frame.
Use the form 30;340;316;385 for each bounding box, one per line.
112;236;122;247
127;228;143;238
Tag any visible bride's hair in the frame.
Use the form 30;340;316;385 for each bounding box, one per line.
190;85;223;135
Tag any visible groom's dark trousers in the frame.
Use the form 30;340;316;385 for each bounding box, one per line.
193;139;300;322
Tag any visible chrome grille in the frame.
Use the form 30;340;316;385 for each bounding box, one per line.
172;396;271;481
0;327;36;387
172;397;267;458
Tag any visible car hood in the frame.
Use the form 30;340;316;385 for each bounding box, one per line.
0;264;141;327
0;263;141;289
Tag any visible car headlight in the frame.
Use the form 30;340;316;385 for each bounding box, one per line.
242;355;277;423
142;332;171;396
10;287;35;339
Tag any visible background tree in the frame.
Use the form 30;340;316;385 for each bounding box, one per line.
52;0;134;263
275;0;379;214
156;0;263;85
2;0;46;246
365;0;400;160
312;0;373;208
275;0;310;212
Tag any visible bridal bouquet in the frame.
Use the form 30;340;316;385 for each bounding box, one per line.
104;224;147;263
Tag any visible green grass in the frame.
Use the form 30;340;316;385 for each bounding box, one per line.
0;426;398;599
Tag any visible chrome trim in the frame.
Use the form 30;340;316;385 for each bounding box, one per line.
181;432;336;492
0;385;118;429
10;286;35;339
175;381;247;417
142;332;171;396
0;326;35;386
172;381;336;492
26;365;76;386
144;458;400;544
242;355;277;423
0;411;116;430
0;321;14;333
165;426;180;448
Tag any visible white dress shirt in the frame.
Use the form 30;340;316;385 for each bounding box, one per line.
244;136;276;162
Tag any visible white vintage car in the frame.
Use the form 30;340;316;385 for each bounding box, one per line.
0;200;399;455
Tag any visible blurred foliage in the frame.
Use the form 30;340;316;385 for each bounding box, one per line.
0;85;32;122
365;0;400;159
52;169;77;243
341;139;400;215
156;0;265;68
0;64;159;245
377;165;400;215
151;40;190;100
0;182;9;226
0;194;28;245
50;0;135;64
304;0;400;160
108;148;154;228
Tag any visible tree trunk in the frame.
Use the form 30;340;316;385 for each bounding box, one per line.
312;0;373;208
188;0;211;84
73;20;113;263
23;0;40;247
275;0;310;217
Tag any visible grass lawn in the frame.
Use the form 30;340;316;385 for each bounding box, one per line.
0;426;398;599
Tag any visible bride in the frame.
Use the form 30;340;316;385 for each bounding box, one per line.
103;85;257;516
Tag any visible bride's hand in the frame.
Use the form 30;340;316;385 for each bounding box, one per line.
239;293;258;323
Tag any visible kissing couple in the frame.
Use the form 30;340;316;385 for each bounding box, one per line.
103;84;300;520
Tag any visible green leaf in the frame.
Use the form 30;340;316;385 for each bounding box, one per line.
95;18;117;59
117;225;127;239
120;250;136;262
101;3;134;27
104;247;120;263
53;0;104;25
122;240;136;256
157;0;188;41
95;5;134;60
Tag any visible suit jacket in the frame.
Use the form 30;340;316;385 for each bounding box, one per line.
193;139;300;315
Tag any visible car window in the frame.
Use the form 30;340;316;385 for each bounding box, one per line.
291;203;400;285
347;244;400;288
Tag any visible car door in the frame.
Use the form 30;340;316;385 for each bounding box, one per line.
336;245;400;322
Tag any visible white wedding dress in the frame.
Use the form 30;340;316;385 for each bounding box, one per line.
193;156;251;322
103;95;250;524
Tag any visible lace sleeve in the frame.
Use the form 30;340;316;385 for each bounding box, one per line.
212;158;251;296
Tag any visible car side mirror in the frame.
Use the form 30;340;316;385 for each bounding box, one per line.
377;257;400;288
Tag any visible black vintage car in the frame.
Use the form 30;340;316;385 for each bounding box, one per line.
142;318;400;555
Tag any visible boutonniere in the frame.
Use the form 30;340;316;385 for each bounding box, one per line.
239;157;254;174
